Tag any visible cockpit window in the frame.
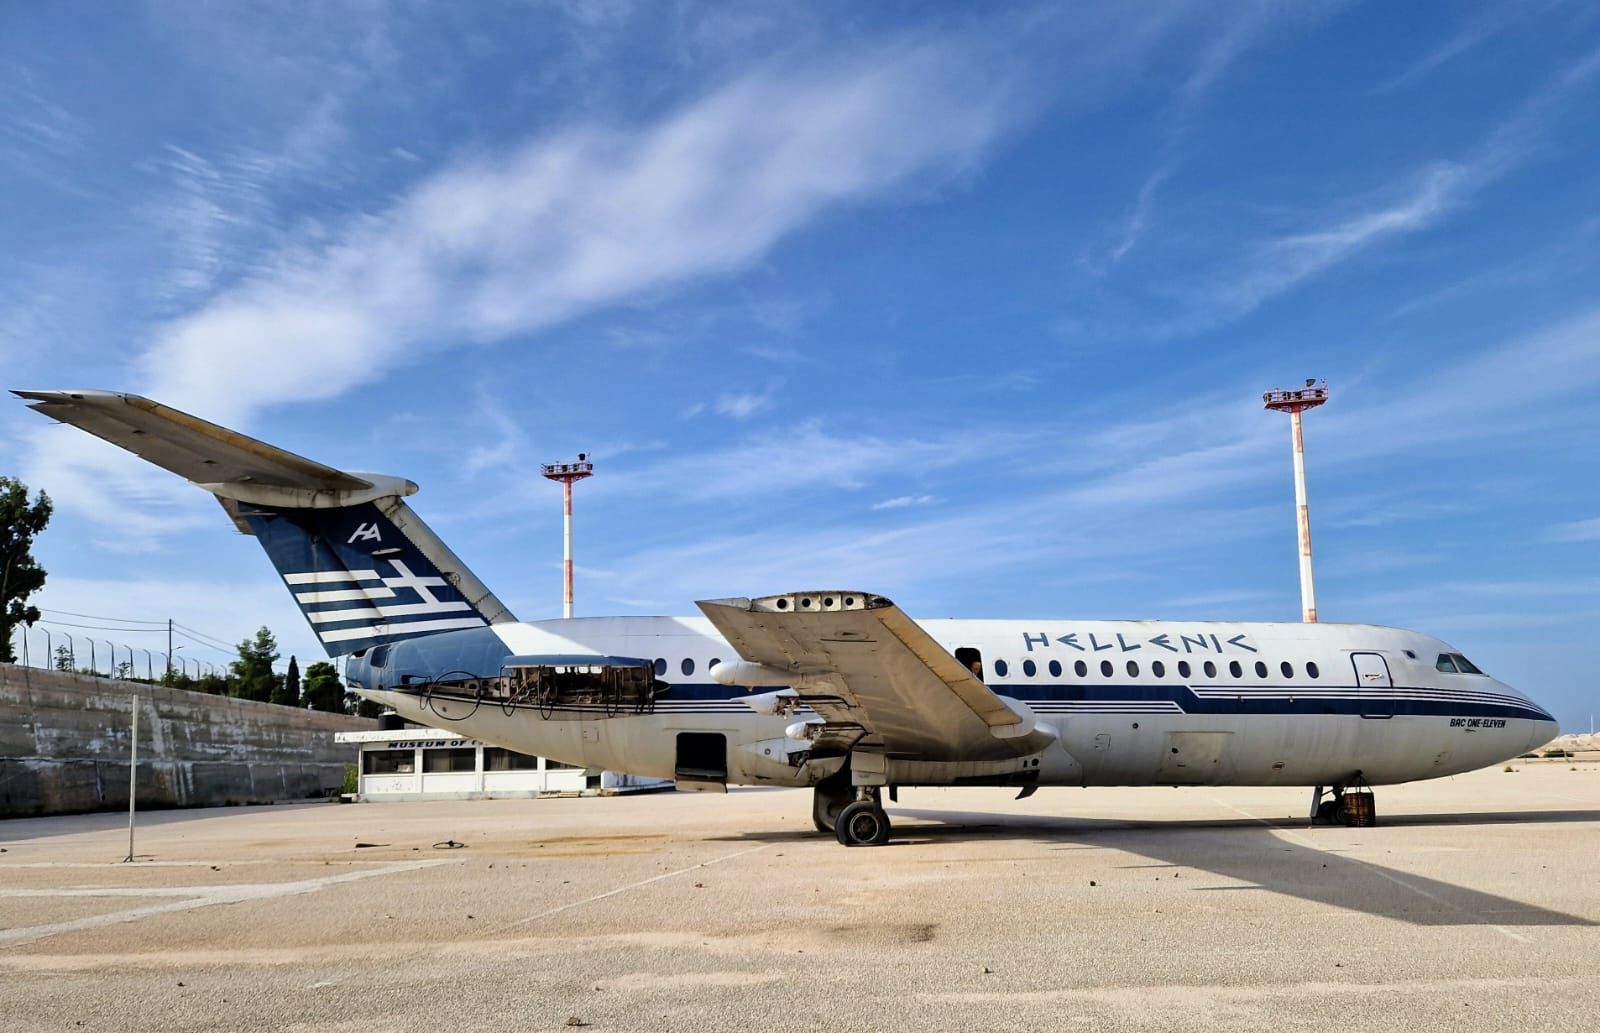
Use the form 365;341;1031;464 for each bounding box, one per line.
1435;654;1458;673
1452;653;1484;675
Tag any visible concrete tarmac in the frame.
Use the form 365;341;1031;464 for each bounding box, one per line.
2;762;1598;1032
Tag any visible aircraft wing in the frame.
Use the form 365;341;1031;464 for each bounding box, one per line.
12;390;373;492
697;591;1055;762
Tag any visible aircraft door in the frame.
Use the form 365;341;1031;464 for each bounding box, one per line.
1350;652;1393;719
675;732;728;794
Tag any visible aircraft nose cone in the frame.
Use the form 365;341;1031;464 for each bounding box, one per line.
1525;719;1561;755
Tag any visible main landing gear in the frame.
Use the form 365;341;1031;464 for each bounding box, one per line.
1310;779;1377;827
812;773;892;846
836;796;891;847
812;769;853;833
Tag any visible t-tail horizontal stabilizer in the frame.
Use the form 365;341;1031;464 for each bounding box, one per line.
13;390;515;657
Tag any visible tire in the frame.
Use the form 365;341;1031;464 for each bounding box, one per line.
835;801;891;847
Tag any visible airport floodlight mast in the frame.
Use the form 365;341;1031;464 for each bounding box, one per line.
541;455;593;619
1263;379;1329;623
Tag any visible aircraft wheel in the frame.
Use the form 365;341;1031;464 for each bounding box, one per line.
835;801;891;847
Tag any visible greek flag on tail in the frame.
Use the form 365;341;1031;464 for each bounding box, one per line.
242;500;506;656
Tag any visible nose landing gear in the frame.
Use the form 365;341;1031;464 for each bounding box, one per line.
1311;779;1376;827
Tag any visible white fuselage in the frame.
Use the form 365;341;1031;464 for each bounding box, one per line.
357;615;1557;790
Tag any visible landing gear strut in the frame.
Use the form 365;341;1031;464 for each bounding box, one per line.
835;787;891;847
812;770;854;834
1310;780;1377;827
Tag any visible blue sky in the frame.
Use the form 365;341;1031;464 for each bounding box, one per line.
2;2;1597;730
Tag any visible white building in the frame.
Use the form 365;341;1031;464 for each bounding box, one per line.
335;727;668;800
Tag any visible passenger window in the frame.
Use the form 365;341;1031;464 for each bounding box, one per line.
1306;661;1320;679
1152;660;1166;677
653;658;667;677
1178;660;1191;678
1048;660;1062;678
1452;654;1484;675
1254;661;1268;678
1435;654;1458;674
1100;659;1113;677
1126;660;1139;677
1075;660;1088;677
994;659;1009;678
1280;661;1294;679
1228;660;1242;678
681;658;695;676
1023;659;1037;677
1203;660;1217;678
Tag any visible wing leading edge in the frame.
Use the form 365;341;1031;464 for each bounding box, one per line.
697;591;1056;762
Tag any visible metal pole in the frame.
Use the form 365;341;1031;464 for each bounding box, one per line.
563;478;574;619
89;639;97;675
124;692;138;863
1289;407;1317;623
166;619;173;678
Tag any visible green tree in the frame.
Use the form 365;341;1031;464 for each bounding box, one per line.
273;654;301;707
0;477;52;664
53;644;72;671
195;670;230;696
231;626;280;702
302;660;343;713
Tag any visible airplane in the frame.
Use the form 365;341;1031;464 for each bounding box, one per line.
15;390;1560;845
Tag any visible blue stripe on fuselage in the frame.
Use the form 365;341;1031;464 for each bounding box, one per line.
657;680;1553;722
345;633;1552;723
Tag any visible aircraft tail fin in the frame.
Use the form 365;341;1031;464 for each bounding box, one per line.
14;390;515;657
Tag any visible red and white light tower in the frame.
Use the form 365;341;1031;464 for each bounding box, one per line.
541;454;593;619
1263;379;1328;623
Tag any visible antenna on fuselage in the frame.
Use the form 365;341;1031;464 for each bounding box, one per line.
1263;379;1328;623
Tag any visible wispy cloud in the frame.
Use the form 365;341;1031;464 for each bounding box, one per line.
1138;42;1600;336
713;388;777;420
872;494;938;511
1088;2;1345;271
0;63;88;178
615;422;1033;504
24;34;1024;533
1374;1;1562;94
134;39;1019;418
1545;517;1600;543
1099;166;1172;268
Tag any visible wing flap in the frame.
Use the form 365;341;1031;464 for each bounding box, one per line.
698;591;1052;762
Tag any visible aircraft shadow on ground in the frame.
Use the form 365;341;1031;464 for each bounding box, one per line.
857;807;1599;930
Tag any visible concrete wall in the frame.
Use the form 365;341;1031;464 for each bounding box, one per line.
0;664;374;818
